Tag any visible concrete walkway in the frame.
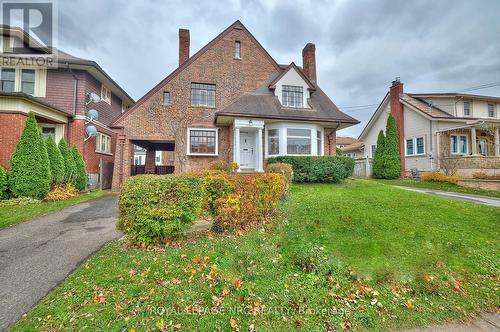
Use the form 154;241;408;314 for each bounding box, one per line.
394;186;500;207
404;312;500;331
0;195;120;331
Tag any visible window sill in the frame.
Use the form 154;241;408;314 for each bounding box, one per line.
190;105;216;109
234;57;241;60
187;154;218;157
95;151;113;156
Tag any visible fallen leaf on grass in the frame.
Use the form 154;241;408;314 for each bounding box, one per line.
230;318;238;329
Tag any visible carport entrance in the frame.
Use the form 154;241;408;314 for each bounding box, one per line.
129;139;175;176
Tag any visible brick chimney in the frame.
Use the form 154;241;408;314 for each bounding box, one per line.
179;28;190;66
302;43;317;82
389;77;405;176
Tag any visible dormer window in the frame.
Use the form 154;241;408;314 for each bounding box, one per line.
234;41;241;59
282;85;303;108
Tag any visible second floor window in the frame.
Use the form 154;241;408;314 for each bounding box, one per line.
234;41;241;59
463;101;471;116
1;68;15;92
191;83;216;107
21;69;35;95
163;91;170;105
488;103;495;117
282;85;303;108
101;85;111;104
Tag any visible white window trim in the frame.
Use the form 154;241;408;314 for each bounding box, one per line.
282;85;304;108
234;41;241;59
267;128;280;156
404;136;425;156
265;123;323;157
450;134;468;155
487;103;496;118
121;101;128;113
463;101;472;117
187;127;219;156
95;132;112;155
101;85;111;104
370;144;376;158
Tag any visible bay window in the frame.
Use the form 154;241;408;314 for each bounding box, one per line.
268;129;279;155
316;130;322;155
287;128;311;155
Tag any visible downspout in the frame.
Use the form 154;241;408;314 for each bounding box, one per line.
327;122;341;155
66;63;78;145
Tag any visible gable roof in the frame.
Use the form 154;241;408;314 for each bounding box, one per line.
111;20;282;126
336;136;359;145
216;82;359;126
401;94;452;118
268;62;316;91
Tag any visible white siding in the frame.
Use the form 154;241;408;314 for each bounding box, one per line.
420;97;455;116
361;101;390;158
274;67;311;108
404;106;431;171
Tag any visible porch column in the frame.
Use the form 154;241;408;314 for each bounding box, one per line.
256;127;264;172
234;127;241;170
495;128;500;156
145;149;156;173
471;127;477;155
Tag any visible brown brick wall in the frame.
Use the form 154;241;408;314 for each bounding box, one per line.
114;26;278;186
389;82;405;176
0;113;27;170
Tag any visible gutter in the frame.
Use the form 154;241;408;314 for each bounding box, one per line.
66;63;79;144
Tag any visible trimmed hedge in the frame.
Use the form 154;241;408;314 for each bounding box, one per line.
72;146;87;191
9;112;51;199
118;175;203;245
46;134;65;184
0;167;8;199
267;156;354;183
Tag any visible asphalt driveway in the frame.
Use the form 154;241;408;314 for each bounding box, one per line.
0;195;120;331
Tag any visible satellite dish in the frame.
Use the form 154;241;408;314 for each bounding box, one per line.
85;125;97;138
88;92;101;103
87;109;99;121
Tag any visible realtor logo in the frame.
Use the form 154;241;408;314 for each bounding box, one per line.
0;0;58;67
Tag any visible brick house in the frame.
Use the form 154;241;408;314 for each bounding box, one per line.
111;21;358;188
0;26;134;188
359;78;500;177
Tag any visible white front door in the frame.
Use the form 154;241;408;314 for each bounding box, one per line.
239;131;255;169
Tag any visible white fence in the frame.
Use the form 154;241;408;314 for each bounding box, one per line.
353;158;373;178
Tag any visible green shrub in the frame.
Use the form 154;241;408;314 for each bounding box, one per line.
202;174;234;215
0;167;8;199
265;163;293;197
9;112;51;199
383;114;401;179
372;130;386;178
58;138;76;184
118;175;203;245
72;146;87;191
46;134;65;184
267;156;354;183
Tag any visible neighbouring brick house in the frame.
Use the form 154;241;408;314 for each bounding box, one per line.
359;78;500;177
0;26;134;189
111;20;358;188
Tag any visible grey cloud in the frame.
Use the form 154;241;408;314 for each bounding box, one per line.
54;0;500;137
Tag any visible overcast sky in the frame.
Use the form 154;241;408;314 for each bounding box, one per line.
58;0;500;137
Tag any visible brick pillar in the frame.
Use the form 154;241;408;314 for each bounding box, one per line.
112;133;131;189
389;78;405;177
324;128;336;155
179;29;190;66
145;149;156;173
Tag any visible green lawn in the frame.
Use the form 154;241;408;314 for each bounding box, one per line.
377;179;500;198
11;181;499;331
0;190;111;230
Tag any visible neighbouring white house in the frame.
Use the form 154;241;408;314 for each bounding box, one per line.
359;78;500;177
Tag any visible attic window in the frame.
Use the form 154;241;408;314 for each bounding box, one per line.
163;91;171;105
282;85;303;108
234;41;241;59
